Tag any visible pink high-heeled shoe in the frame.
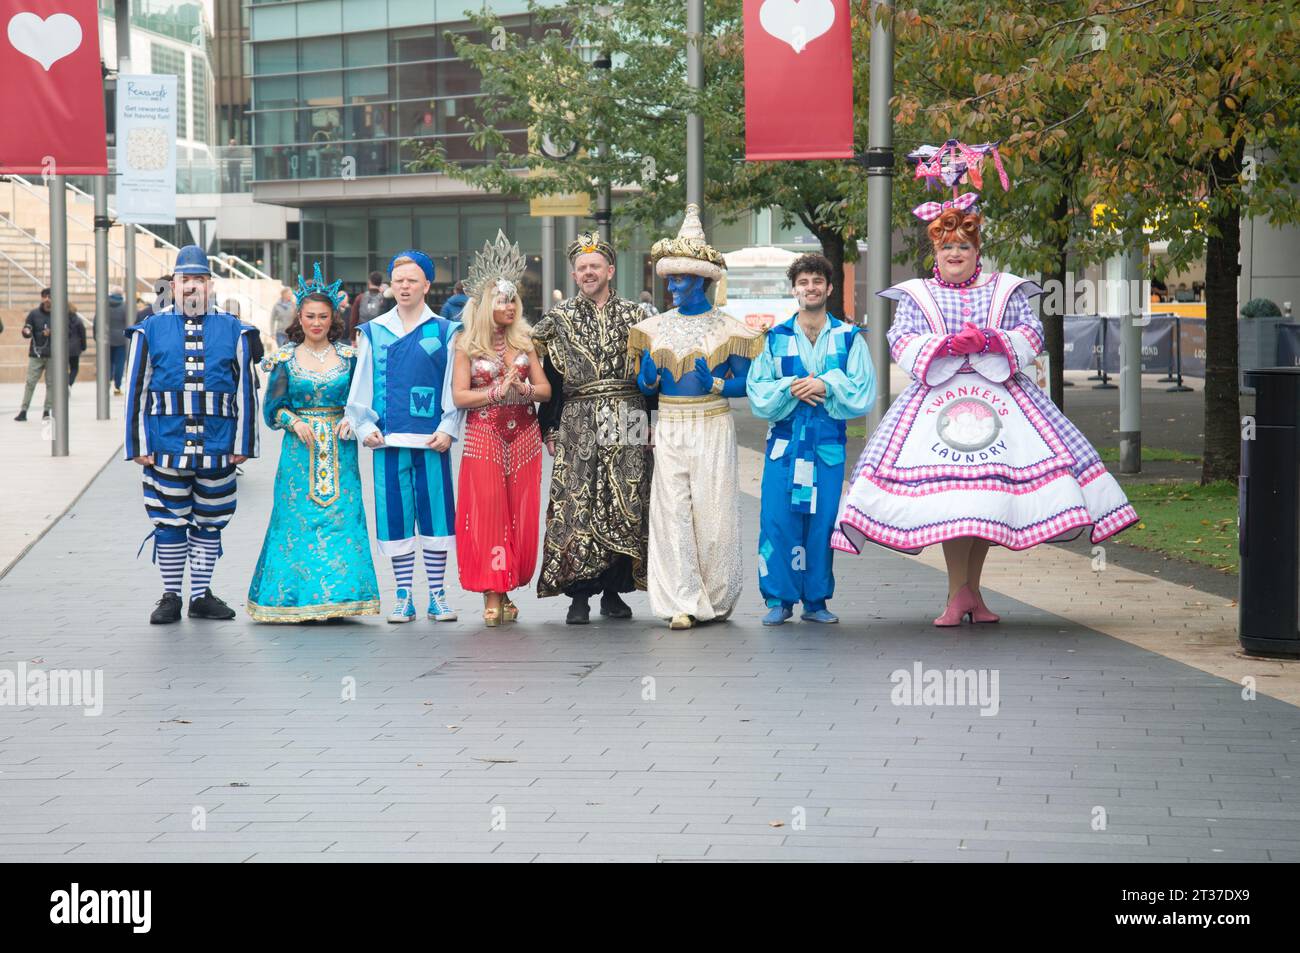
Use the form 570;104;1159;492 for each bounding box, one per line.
934;585;979;627
971;590;1000;624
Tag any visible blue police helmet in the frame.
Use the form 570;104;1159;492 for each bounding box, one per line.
173;245;212;276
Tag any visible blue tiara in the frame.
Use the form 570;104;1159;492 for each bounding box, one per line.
294;262;346;311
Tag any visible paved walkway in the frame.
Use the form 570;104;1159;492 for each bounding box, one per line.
2;408;1298;862
0;382;125;577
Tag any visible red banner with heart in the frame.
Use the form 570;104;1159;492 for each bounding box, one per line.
744;0;854;161
0;0;107;174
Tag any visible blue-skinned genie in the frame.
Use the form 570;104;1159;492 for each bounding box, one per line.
628;203;764;630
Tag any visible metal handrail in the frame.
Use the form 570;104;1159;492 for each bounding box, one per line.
0;246;67;310
6;175;173;285
0;212;97;287
214;253;275;282
0;245;45;286
31;173;179;258
8;174;277;284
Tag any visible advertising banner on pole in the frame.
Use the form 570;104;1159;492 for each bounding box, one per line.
743;0;853;160
0;0;107;174
115;74;177;225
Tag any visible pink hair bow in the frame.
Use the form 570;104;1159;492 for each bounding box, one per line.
912;191;979;222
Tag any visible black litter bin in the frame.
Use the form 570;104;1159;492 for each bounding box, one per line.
1239;367;1300;657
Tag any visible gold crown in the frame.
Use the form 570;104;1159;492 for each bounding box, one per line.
566;232;615;263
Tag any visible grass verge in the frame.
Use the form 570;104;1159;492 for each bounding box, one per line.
1097;446;1201;463
1118;481;1238;573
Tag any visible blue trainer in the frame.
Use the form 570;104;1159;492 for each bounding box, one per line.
762;604;794;626
388;587;416;624
801;608;839;624
427;588;458;622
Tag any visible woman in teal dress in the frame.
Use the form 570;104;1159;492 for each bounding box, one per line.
247;269;381;622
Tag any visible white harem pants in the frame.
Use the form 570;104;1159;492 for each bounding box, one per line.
648;395;744;622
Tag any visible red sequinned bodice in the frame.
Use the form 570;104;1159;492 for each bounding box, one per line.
469;351;537;437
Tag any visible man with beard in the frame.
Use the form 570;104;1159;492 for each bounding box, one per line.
532;234;652;625
123;245;261;624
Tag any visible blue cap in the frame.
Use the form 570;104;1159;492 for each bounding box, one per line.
389;249;434;282
173;245;211;276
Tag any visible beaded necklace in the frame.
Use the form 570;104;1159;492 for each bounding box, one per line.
932;261;983;290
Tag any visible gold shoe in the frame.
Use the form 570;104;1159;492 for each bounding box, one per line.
483;608;500;628
502;594;518;622
669;614;694;630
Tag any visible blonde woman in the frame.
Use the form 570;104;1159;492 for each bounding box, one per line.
451;234;551;626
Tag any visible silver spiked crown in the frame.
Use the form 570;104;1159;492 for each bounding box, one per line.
465;229;527;302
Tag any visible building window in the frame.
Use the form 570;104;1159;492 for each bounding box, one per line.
150;42;189;140
248;17;534;182
191;64;210;144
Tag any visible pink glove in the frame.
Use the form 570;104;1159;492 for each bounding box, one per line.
948;322;986;356
984;330;1008;355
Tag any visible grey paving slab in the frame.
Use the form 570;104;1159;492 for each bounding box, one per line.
2;420;1300;862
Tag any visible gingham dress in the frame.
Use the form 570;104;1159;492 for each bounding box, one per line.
832;272;1138;555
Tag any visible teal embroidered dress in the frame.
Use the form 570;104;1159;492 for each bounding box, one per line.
247;342;381;622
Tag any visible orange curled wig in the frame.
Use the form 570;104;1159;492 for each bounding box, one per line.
927;208;982;248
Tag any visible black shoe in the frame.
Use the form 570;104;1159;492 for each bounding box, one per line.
150;592;182;625
13;410;26;421
188;589;236;620
566;596;590;625
599;591;633;619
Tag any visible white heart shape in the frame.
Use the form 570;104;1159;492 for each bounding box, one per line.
758;0;836;55
7;12;83;71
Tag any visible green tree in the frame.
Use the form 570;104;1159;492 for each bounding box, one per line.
884;1;1300;483
879;1;1124;410
1079;0;1300;483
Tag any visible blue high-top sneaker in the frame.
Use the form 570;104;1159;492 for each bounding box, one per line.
388;587;416;624
428;588;458;622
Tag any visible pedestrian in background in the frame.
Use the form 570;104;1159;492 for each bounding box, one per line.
14;288;53;421
98;285;129;394
637;289;659;319
349;270;388;338
441;280;468;319
269;287;295;346
66;304;87;386
136;289;154;326
224;298;265;372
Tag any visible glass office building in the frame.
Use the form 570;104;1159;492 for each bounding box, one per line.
248;15;532;183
